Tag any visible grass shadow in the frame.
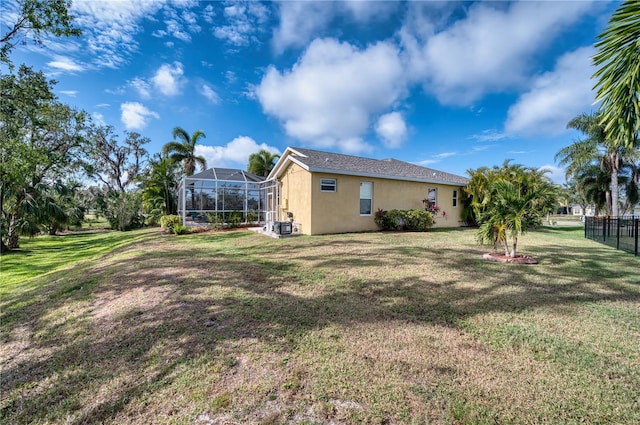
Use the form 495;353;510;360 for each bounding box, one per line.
2;227;639;423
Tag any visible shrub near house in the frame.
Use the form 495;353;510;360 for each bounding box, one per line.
375;208;434;231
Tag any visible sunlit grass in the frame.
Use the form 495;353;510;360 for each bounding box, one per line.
1;226;638;424
0;228;157;288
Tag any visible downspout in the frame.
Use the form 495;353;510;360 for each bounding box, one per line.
181;176;186;226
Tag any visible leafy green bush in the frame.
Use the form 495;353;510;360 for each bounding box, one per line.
227;211;243;228
160;214;182;233
375;209;433;232
172;224;189;235
404;209;434;231
205;212;224;230
104;191;145;231
246;210;258;223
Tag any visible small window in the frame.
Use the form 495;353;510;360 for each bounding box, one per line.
360;182;373;215
453;190;458;207
320;178;336;192
427;187;437;206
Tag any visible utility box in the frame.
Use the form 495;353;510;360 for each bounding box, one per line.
273;221;292;235
280;221;292;235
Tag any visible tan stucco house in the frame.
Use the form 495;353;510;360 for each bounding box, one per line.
264;147;469;235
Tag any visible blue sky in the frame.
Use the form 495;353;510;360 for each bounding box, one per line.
2;0;617;183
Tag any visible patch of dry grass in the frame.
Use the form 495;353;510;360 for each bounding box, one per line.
1;227;639;424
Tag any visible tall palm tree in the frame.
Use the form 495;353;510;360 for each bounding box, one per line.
162;127;207;176
556;113;637;216
574;164;611;216
593;0;640;151
247;149;280;177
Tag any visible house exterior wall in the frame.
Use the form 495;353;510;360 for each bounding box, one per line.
281;170;465;235
279;162;313;234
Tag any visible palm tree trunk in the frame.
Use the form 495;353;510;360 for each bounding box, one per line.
611;163;619;217
7;212;21;249
512;238;518;258
6;192;24;249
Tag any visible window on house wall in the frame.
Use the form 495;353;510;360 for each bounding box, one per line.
427;187;437;206
320;178;336;192
360;182;373;215
453;190;458;207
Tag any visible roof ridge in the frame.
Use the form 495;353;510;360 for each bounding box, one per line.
285;146;468;184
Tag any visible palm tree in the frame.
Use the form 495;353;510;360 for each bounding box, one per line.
593;0;640;151
141;154;180;223
247;149;280;177
162;127;207;176
556;112;637;216
467;162;558;257
574;164;611;216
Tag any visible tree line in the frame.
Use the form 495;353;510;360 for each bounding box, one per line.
0;1;280;253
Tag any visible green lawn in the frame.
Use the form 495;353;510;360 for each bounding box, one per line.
1;226;639;424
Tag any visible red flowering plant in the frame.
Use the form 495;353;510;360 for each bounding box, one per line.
422;198;440;215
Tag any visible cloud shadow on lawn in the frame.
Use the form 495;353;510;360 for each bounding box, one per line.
2;231;639;423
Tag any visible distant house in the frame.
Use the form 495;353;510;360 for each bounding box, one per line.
571;205;597;217
570;204;640;217
264;147;469;235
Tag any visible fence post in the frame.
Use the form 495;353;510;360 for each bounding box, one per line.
602;217;607;242
634;218;640;257
616;217;620;250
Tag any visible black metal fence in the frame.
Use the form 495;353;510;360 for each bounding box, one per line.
585;216;639;256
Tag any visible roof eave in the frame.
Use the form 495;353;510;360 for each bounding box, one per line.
307;167;468;186
267;147;310;180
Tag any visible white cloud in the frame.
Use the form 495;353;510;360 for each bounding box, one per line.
273;1;333;53
201;84;221;104
472;145;497;153
417;151;461;166
202;4;216;24
401;1;598;105
152;62;185;96
273;1;399;53
375;112;407;148
164;19;192;42
130;77;151;99
120;102;159;130
505;47;596;136
59;90;78;97
92;112;106;126
47;55;85;72
213;1;269;46
195;136;280;168
256;38;406;153
417;159;439;166
71;1;168;68
71;1;201;67
434;152;457;159
225;71;237;84
539;164;566;185
469;129;508;142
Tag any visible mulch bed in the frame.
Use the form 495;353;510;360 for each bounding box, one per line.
482;252;538;264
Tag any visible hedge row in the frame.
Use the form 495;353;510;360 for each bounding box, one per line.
374;209;434;231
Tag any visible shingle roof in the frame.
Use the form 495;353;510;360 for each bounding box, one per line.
284;147;469;186
189;168;264;183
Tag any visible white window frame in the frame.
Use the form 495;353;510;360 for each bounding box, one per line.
427;187;437;206
452;190;458;207
320;178;336;192
360;182;373;216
